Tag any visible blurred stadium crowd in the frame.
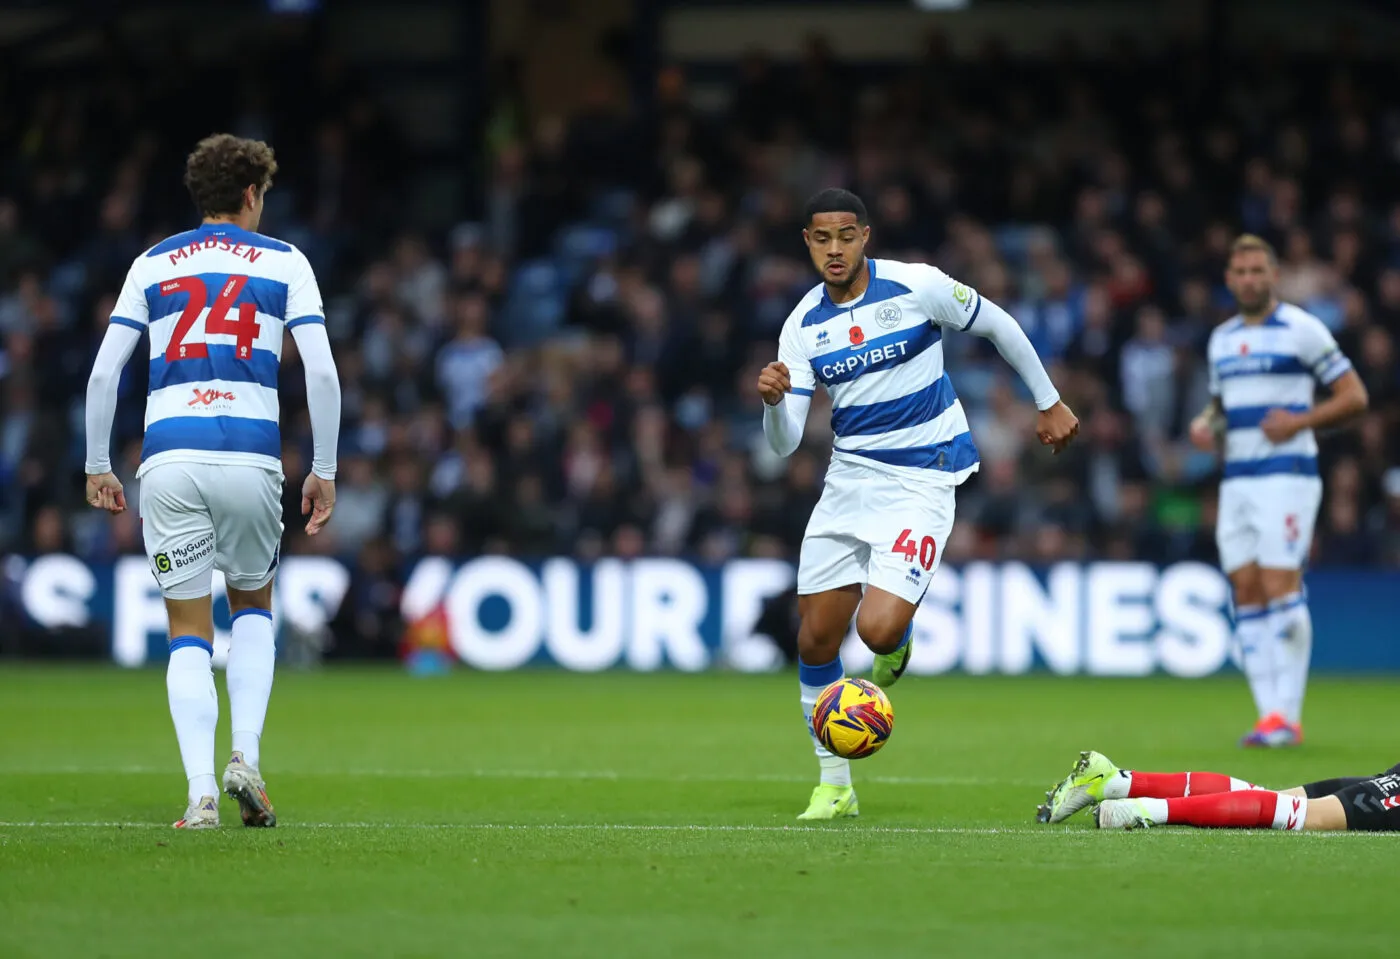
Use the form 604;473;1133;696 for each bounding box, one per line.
4;35;1400;622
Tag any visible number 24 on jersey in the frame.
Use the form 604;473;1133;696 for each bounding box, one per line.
160;274;261;362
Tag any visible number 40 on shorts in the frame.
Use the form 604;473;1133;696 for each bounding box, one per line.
892;528;937;571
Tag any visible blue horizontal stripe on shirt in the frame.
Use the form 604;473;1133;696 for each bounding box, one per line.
110;315;145;332
789;387;814;397
1214;353;1309;379
145;273;289;325
1222;454;1318;479
148;346;280;392
812;323;940;387
835;430;979;472
143;416;281;462
285;314;324;330
1224;403;1309;431
830;373;957;438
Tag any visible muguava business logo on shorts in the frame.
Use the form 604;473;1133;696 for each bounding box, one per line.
151;533;215;577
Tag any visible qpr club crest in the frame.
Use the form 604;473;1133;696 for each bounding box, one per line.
875;303;902;329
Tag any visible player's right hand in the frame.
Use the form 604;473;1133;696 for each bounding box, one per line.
1188;414;1220;452
85;472;127;514
756;361;792;406
302;473;336;536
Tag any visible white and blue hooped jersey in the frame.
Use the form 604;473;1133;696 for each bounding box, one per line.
778;258;982;485
110;223;324;478
1207;302;1352;480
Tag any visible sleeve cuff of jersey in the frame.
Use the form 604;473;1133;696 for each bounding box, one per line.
313;466;337;480
790;387;814;397
109;316;145;332
961;294;983;330
286;315;326;330
1317;358;1352;385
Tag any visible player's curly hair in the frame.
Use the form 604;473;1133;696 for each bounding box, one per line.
183;134;278;218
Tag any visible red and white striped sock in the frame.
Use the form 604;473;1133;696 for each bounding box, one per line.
1106;770;1257;799
1139;790;1307;830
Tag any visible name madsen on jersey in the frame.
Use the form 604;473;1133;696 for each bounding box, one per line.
164;234;267;267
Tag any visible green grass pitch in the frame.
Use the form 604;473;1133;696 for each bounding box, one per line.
1;666;1395;957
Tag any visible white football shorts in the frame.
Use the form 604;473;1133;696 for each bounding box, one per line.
140;462;284;599
797;457;956;605
1216;474;1322;574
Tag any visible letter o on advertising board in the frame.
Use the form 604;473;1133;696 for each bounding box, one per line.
445;557;543;670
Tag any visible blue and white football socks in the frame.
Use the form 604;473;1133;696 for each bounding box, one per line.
799;655;851;787
227;609;276;770
1268;592;1312;726
167;636;219;804
1234;606;1277;720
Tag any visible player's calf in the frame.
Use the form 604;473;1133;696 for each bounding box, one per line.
856;592;916;689
1096;790;1310;831
853;593;913;655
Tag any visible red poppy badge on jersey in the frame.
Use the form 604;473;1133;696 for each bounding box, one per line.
849;326;865;345
1239;342;1249;354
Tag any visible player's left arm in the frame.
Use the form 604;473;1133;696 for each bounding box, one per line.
922;271;1079;453
1260;322;1368;443
84;264;148;513
285;250;341;534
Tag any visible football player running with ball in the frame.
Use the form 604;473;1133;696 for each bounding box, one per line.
758;189;1078;820
84;135;341;828
1039;750;1400;833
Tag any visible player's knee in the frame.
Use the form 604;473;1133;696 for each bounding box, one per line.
796;626;842;666
1258;568;1302;602
163;595;215;643
227;581;274;616
855;612;907;655
1230;578;1265;609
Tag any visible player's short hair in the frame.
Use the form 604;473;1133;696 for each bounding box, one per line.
1229;233;1278;267
805;188;868;226
183;134;278;218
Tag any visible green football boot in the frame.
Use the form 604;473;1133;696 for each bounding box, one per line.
796;784;859;821
1036;750;1120;824
871;624;913;689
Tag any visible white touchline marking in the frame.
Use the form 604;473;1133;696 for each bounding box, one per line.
0;822;1381;837
0;821;1058;834
7;766;1040;787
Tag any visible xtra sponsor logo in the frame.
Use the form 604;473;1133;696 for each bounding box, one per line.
188;387;237;407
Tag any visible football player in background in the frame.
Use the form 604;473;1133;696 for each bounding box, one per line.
1188;235;1367;747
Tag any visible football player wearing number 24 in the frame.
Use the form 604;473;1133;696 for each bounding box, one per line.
83;134;342;830
758;188;1078;821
